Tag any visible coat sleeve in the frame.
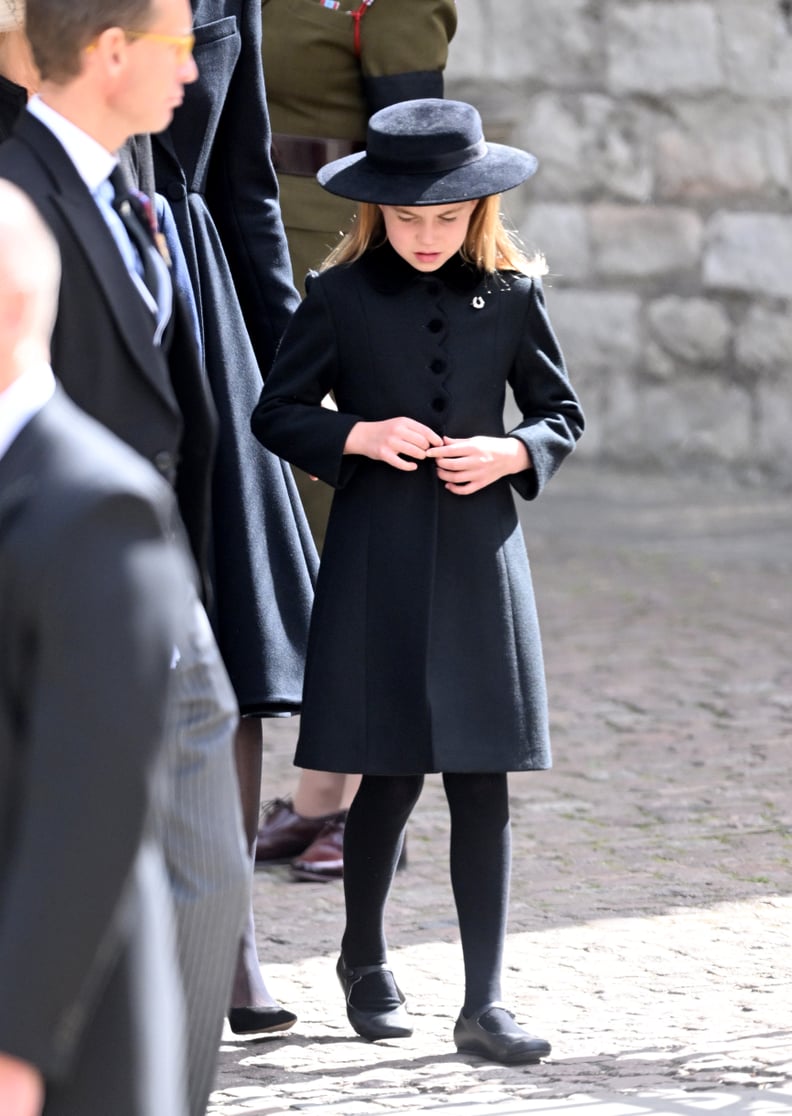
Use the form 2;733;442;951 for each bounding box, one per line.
0;485;189;1081
205;0;300;375
251;273;362;487
506;277;585;501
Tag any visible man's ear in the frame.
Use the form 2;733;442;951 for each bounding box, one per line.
83;26;130;77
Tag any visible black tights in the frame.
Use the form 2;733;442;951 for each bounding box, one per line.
341;772;511;1014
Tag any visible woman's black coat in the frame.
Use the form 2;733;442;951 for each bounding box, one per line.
252;245;585;773
152;0;317;714
0;75;26;144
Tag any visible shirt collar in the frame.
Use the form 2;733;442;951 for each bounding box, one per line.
27;96;117;193
0;363;56;461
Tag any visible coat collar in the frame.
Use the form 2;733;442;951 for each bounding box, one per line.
360;241;484;295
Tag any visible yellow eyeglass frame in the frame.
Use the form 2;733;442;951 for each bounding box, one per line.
124;30;195;63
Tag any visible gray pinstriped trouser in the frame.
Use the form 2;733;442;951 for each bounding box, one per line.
162;595;249;1116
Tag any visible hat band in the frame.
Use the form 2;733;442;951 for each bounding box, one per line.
367;138;488;177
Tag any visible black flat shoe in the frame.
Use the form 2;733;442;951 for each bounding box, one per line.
454;1003;551;1065
227;1005;297;1035
336;955;413;1041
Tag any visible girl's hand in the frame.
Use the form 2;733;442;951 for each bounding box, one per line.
344;418;443;471
427;435;532;494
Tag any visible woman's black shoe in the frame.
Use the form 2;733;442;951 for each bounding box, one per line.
227;1005;297;1035
454;1002;551;1064
336;955;413;1040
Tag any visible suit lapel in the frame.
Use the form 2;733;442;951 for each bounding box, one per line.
14;113;178;413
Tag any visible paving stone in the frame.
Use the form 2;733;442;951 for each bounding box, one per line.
208;464;792;1115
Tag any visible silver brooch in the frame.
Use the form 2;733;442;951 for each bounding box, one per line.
471;295;485;310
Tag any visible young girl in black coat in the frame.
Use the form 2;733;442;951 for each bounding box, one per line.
252;98;584;1064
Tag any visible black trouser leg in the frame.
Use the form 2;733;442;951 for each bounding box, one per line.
443;772;511;1014
341;773;424;965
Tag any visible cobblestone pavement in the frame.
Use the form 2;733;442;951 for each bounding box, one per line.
209;464;791;1115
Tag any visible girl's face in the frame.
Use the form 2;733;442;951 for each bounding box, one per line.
378;201;478;272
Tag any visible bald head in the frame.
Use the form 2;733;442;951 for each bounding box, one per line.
0;179;61;390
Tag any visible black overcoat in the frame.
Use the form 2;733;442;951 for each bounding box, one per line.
252;244;585;773
0;391;190;1116
152;0;317;714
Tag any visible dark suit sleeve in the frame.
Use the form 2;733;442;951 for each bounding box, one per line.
0;486;189;1080
205;0;300;375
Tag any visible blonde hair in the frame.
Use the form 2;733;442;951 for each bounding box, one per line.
321;195;547;278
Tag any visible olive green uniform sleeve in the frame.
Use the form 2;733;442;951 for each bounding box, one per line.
362;0;457;76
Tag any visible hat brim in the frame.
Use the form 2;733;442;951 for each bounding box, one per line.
316;143;538;206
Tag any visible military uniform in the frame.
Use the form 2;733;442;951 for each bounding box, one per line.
261;0;457;546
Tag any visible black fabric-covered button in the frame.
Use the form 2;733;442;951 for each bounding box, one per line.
427;318;444;333
431;397;446;412
165;180;187;201
430;358;446;374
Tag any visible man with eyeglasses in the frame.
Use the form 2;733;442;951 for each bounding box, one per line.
0;3;250;1115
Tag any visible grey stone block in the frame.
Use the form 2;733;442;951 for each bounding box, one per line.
655;102;790;200
518;94;656;204
755;380;792;471
704;214;792;297
632;378;752;464
519;204;591;283
647;297;732;366
736;305;792;379
445;0;602;87
719;0;792;98
542;288;643;380
643;340;680;383
606;2;723;95
589;205;702;278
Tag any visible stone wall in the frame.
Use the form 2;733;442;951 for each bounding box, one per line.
444;1;792;480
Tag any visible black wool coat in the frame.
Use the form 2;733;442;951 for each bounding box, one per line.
252;244;585;774
0;74;26;144
152;0;317;714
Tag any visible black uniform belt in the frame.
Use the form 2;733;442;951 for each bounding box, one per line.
271;133;364;177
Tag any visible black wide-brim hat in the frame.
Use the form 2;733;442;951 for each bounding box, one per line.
316;98;538;206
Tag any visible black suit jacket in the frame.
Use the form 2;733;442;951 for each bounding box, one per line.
0;110;217;588
0;389;190;1116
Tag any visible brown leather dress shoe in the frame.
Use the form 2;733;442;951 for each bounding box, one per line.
255;797;346;863
291;820;408;882
290;816;346;881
